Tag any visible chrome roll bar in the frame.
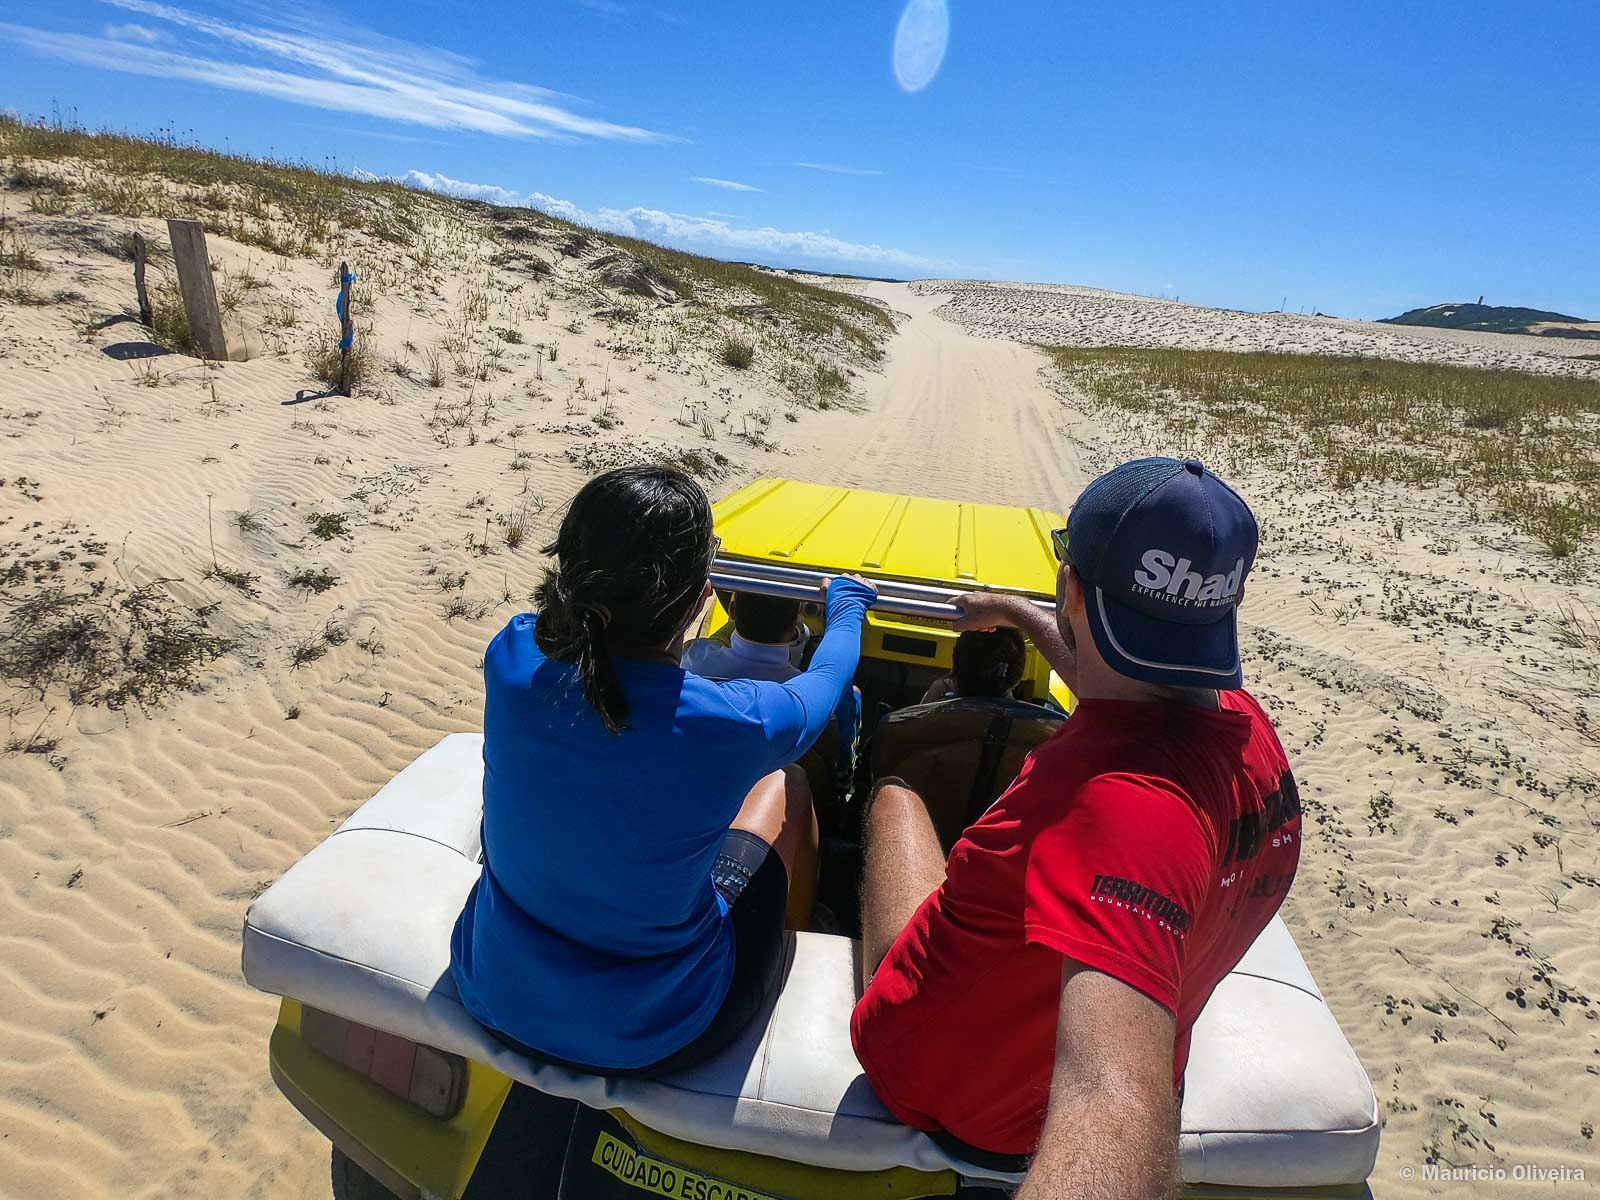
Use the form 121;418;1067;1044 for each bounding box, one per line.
709;555;1055;623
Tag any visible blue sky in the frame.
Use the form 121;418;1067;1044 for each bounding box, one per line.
2;0;1595;320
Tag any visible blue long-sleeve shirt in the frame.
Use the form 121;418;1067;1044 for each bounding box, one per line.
451;578;873;1068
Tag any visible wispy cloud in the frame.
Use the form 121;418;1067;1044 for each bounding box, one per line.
307;124;445;146
528;192;943;273
103;22;162;43
393;168;942;272
0;0;668;142
795;162;884;177
691;176;764;193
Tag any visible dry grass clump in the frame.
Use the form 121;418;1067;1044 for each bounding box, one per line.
287;615;350;668
1;218;46;301
721;333;756;369
305;325;375;391
498;495;546;550
0;580;234;711
481;202;891;360
306;511;352;540
0;113;423;259
147;283;194;354
660;445;730;481
1045;347;1600;556
286;566;340;594
201;561;261;598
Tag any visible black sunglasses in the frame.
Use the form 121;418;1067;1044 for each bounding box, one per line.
1050;527;1072;566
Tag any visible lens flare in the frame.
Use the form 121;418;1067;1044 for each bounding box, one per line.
893;0;949;94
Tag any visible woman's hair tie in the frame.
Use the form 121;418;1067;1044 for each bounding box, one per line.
573;600;612;629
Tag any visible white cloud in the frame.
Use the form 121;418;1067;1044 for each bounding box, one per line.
524;190;946;274
402;169;523;205
795;162;884;177
691;176;763;193
103;22;162;43
359;168;943;274
0;1;668;142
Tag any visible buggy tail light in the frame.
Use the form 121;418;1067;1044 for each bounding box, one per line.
300;1006;467;1119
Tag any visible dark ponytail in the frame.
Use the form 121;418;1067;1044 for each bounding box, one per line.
534;465;715;734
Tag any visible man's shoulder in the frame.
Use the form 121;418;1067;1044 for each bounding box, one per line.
1222;688;1291;770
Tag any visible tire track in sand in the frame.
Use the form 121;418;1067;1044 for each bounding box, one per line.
807;284;1088;512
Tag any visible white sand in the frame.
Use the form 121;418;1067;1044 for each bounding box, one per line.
2;205;1597;1199
915;279;1600;377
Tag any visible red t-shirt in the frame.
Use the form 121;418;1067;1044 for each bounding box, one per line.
850;691;1302;1157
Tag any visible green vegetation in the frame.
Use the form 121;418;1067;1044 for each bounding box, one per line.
147;283;194;354
721;333;756;369
288;615;350;668
306;511;352;540
286;566;340;594
0;113;422;257
486;204;890;358
0;218;45;301
0;580;234;710
1044;347;1600;556
305;325;374;391
201;561;261;598
1381;303;1599;340
2;114;889;365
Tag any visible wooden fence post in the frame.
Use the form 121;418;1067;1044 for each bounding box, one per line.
132;232;153;327
336;261;354;397
165;219;228;360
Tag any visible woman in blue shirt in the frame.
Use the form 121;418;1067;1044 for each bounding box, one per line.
452;465;875;1075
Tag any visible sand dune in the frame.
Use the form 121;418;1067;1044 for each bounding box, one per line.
917;278;1600;376
0;184;887;1198
3;192;1597;1200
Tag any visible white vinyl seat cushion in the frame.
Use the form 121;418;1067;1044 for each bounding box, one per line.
241;734;1380;1186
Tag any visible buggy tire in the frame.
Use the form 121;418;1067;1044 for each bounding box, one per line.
330;1147;403;1200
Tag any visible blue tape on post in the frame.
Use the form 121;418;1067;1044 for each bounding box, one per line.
335;272;356;320
336;271;356;349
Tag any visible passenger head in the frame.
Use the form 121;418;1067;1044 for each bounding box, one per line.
534;465;715;733
730;592;802;646
1057;457;1257;694
950;628;1026;698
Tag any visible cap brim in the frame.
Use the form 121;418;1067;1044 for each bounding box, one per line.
1085;585;1243;690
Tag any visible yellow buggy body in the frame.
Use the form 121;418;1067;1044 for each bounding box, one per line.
704;477;1072;709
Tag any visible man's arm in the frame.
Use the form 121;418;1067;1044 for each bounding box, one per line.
952;592;1077;691
1016;962;1180;1200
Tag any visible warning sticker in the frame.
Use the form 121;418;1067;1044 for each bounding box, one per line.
591;1130;782;1200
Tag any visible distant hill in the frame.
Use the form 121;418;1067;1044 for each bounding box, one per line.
1381;302;1600;341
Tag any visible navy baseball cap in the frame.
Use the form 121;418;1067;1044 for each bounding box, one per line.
1064;457;1258;690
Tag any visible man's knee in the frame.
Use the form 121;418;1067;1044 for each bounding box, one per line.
864;776;930;835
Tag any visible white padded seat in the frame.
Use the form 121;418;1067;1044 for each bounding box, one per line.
241;734;1380;1187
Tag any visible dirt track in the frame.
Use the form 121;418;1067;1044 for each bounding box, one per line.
810;285;1088;510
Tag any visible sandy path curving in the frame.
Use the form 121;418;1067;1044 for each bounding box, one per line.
805;283;1088;512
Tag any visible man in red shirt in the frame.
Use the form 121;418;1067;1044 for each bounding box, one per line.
851;458;1301;1199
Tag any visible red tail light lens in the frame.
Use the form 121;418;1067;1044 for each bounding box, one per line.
301;1006;467;1119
